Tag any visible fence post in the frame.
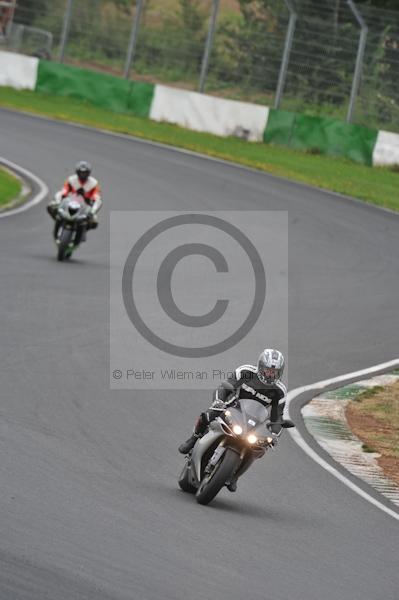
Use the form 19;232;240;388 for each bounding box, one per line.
1;1;17;36
274;0;297;110
124;0;145;79
198;0;220;93
58;0;73;63
346;0;368;123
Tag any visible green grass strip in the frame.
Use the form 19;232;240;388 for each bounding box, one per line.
1;87;398;212
0;166;22;208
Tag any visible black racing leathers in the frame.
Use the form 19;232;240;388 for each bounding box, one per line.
196;364;287;436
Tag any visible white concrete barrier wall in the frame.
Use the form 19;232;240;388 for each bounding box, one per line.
2;50;399;166
0;51;39;90
150;85;269;142
373;130;399;166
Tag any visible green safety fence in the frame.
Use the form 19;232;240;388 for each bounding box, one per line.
36;61;154;118
264;109;378;166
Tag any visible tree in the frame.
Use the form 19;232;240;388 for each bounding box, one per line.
14;0;50;25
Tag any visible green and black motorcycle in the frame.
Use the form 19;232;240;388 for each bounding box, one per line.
52;194;90;261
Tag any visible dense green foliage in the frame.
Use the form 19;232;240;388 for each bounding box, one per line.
13;0;399;132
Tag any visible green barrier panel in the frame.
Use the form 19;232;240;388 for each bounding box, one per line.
263;110;296;146
292;114;378;166
126;80;155;118
264;109;378;166
36;61;154;118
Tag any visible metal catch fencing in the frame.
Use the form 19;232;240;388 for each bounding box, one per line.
5;23;53;58
8;0;399;133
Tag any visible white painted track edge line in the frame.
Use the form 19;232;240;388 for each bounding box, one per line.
286;358;399;522
0;156;48;218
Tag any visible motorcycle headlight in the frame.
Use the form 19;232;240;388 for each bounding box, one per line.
247;434;258;444
232;425;243;435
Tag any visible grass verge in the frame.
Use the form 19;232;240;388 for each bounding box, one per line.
346;383;399;486
0;166;22;208
1;87;398;212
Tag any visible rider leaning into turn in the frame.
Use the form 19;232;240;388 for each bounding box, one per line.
178;348;294;491
47;161;102;239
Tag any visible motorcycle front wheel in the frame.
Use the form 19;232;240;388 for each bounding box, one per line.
195;448;241;506
57;228;73;262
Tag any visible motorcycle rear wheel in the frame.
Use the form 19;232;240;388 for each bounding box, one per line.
195;448;241;506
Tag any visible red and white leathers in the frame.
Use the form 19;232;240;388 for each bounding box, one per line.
52;174;102;216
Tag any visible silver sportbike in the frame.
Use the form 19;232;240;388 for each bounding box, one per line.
178;396;292;505
53;194;90;261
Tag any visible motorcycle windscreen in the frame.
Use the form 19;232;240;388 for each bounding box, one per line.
229;399;269;432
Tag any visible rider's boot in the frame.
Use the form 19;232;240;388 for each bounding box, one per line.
269;419;295;434
226;477;238;492
178;433;200;454
178;414;207;454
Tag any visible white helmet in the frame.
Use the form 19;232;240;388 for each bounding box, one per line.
257;349;285;385
75;160;92;182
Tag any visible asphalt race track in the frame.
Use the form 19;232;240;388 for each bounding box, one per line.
1;108;398;600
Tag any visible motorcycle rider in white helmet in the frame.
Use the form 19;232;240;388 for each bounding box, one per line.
178;349;294;491
47;161;102;241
